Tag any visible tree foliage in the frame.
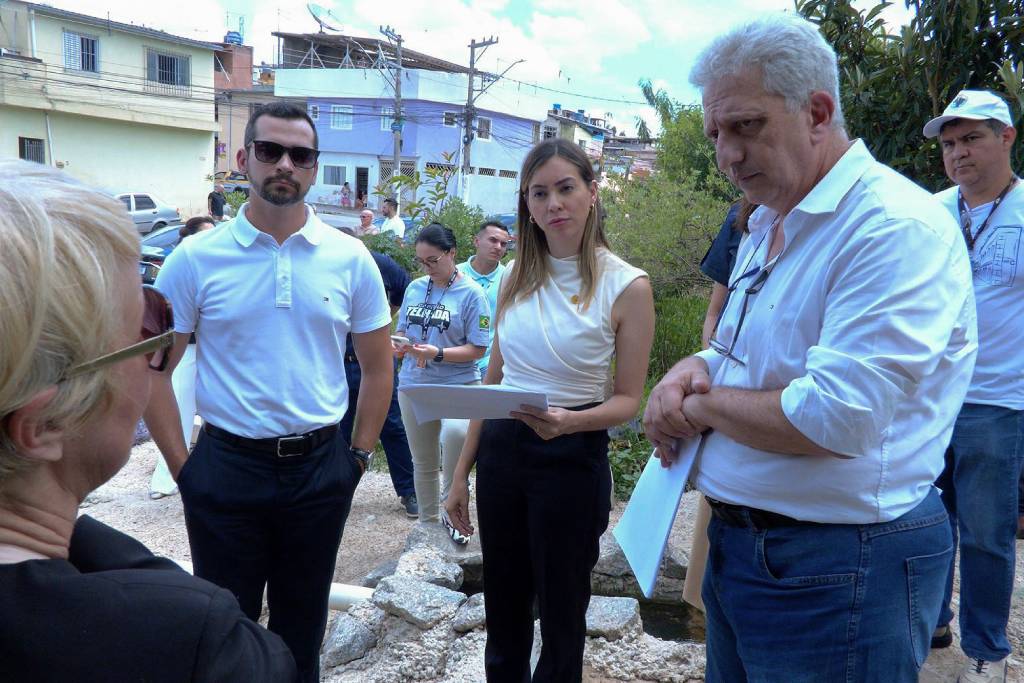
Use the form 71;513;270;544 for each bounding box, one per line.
797;0;1024;190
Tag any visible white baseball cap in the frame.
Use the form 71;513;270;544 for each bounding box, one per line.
923;89;1014;138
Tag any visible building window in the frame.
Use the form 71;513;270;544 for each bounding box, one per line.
425;162;456;173
478;167;496;176
63;31;98;72
323;165;345;185
331;105;353;130
498;169;518;179
18;137;45;164
532;123;540;143
381;106;395;132
309;104;320;122
443;111;458;127
543;124;557;140
145;48;190;96
476;117;492;140
578;140;587;148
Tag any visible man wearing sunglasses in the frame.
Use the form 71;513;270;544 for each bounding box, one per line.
644;15;977;681
144;102;394;683
923;90;1022;682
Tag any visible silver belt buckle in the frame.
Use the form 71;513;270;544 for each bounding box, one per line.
277;435;305;458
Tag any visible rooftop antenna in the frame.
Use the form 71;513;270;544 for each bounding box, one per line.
307;3;342;33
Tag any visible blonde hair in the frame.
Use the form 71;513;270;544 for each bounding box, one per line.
497;139;609;322
0;160;139;483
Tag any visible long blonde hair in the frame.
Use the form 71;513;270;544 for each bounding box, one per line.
0;160;139;483
497;139;609;322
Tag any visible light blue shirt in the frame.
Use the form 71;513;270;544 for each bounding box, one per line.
155;204;392;438
457;256;506;374
397;275;491;386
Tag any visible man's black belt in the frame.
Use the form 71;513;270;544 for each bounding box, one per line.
203;423;339;458
706;496;822;530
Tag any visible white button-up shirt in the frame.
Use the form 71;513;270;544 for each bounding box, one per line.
694;140;977;523
156;205;391;438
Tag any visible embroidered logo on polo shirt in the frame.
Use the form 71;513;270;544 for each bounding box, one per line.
479;315;490;330
323;296;330;302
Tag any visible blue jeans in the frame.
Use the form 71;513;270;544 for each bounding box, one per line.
340;357;415;497
936;402;1024;661
702;488;951;683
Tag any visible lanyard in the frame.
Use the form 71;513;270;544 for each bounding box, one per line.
417;269;459;341
957;177;1018;251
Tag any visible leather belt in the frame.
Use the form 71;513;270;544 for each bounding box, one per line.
706;496;821;530
203;423;339;458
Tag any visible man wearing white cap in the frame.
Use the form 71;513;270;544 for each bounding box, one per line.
924;89;1022;683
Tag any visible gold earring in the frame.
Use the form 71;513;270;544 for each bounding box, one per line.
529;215;536;225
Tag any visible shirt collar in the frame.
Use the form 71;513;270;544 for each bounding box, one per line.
463;256;501;281
230;203;324;247
747;139;874;241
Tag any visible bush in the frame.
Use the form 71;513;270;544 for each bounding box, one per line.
225;190;247;215
432;197;487;264
604;173;730;298
608;428;652;500
649;294;708;384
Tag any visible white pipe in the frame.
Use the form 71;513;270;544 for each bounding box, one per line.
28;8;37;59
44;111;54;166
170;558;372;611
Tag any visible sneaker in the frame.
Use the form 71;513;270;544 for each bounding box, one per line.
931;624;953;649
400;494;419;519
441;509;470;546
958;656;1008;683
149;487;178;500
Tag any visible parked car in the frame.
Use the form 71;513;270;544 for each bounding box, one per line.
115;192;181;234
215;170;250;196
138;224;183;283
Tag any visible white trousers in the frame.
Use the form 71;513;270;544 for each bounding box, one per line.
397;388;471;524
150;344;197;494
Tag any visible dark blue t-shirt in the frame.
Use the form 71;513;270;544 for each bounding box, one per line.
700;203;743;286
345;251;410;359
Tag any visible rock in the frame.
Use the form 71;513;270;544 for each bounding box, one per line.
395;544;464;590
662;543;689;580
593;532;632;577
585;632;706;683
362;559;398;588
321;613;377;668
372;575;466;629
452;592;486;632
79;492;114;509
586;596;641;641
403;522;483;587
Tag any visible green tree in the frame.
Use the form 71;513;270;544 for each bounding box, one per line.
797;0;1024;190
637;78;735;201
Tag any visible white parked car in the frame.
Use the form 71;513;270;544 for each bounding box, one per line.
114;192;181;234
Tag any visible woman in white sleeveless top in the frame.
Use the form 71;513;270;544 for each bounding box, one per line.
446;139;655;681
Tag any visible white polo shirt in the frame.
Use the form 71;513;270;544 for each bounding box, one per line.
694;140;978;524
155;204;391;438
381;215;406;239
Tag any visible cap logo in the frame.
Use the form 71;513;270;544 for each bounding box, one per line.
951;95;967;108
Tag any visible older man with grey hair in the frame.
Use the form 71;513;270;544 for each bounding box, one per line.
643;13;977;681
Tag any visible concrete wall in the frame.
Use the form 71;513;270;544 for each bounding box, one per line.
2;105;214;216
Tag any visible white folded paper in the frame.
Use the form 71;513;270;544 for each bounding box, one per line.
612;437;702;599
397;383;549;424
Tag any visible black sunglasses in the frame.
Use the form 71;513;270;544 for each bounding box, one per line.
250;140;320;169
707;262;775;367
63;285;175;380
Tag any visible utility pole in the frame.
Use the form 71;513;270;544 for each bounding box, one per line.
381;25;403;202
460;37;497;206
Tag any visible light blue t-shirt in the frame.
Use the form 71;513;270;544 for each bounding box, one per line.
397;274;491;386
457;256;506;374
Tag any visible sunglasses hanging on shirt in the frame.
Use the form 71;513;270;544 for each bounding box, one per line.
958;176;1018;251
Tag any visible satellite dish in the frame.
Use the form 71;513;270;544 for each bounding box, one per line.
307;3;342;33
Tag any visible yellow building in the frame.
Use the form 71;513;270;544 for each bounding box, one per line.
0;1;218;216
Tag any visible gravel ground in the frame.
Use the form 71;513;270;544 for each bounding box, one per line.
83;442;1024;682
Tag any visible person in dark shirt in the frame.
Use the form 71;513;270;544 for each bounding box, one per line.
208;183;227;221
338;227;418;517
0;159;296;682
699;199;755;348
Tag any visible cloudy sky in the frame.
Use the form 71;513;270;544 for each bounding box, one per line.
40;0;913;135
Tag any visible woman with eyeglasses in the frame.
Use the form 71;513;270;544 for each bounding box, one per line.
445;139;655;681
0;160;296;682
394;223;491;544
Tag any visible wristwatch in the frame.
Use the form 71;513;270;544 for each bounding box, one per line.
433;347;444;363
350;447;373;472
